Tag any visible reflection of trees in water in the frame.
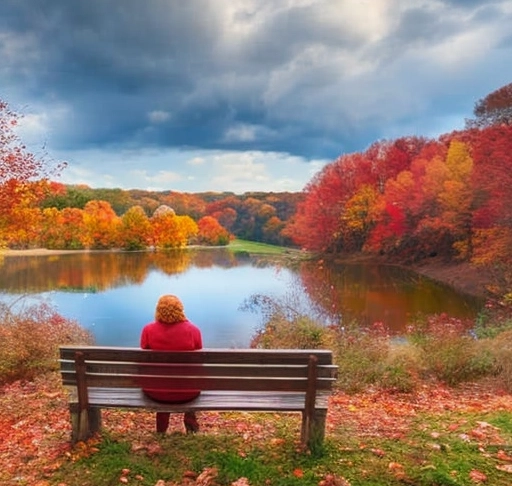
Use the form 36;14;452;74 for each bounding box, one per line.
299;259;422;331
297;260;481;333
0;249;259;293
188;249;239;269
149;250;192;275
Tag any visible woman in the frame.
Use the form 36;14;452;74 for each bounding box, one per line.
140;294;203;433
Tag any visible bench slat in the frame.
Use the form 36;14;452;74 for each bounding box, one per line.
67;388;331;412
62;373;336;391
59;361;338;379
59;347;334;365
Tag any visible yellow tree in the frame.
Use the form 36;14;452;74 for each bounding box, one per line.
5;205;42;249
437;140;474;258
40;207;64;249
151;205;198;249
176;215;199;246
119;205;152;250
340;185;378;251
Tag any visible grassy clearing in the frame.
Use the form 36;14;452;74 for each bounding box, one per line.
227;239;298;256
44;402;512;486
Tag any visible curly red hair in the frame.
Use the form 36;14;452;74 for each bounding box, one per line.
155;295;186;324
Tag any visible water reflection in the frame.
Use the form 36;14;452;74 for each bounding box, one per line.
298;260;483;333
0;250;483;346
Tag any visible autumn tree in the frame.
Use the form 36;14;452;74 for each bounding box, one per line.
161;192;206;220
340;185;378;251
82;200;121;249
197;216;231;246
466;82;512;128
0;99;65;247
40;207;64;249
60;207;86;249
151;205;198;249
287;157;355;252
119;205;152;250
469;125;512;269
437;140;475;258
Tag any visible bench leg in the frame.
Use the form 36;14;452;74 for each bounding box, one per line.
301;409;327;452
70;405;102;443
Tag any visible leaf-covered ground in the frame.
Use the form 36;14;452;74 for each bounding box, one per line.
2;373;512;485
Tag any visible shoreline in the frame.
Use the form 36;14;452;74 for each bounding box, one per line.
1;247;494;299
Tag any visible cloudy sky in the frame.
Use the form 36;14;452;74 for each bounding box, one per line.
1;0;512;193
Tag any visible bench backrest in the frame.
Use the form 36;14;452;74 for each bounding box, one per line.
59;346;338;393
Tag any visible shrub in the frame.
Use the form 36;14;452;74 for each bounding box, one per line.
246;292;511;394
484;329;512;392
0;299;94;384
251;315;328;350
407;313;496;386
379;343;423;393
245;291;331;350
331;321;391;393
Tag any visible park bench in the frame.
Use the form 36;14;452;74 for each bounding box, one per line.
59;346;338;449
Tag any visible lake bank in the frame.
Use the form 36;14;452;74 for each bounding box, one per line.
328;252;496;300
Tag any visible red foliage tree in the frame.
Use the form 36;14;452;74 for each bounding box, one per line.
466;82;512;128
197;216;231;246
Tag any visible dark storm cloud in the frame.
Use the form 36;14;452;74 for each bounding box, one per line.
1;0;512;168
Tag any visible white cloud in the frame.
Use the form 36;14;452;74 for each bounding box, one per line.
148;110;171;123
187;156;205;166
54;146;328;193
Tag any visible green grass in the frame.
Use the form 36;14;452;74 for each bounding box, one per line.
228;239;293;255
50;409;512;486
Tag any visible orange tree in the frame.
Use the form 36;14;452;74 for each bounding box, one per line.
0;100;66;247
197;215;231;245
82;200;121;249
151;205;198;249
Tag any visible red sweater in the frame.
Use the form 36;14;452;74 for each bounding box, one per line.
140;319;202;402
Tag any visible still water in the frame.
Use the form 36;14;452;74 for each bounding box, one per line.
0;249;484;348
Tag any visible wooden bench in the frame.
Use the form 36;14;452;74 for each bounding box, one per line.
59;346;338;450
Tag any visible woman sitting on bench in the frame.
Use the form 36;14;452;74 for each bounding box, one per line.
140;294;203;434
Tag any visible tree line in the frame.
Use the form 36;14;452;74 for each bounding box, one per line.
287;83;512;270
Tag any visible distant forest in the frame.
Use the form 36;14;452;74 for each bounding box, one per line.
40;188;304;247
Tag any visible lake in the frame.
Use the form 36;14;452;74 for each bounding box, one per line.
0;249;484;348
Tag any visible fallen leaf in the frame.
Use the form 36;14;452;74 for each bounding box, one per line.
469;469;487;483
496;464;512;473
231;478;251;486
497;450;512;461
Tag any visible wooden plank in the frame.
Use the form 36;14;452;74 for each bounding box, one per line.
61;362;337;379
59;361;337;379
61;373;335;391
68;388;331;412
59;347;334;366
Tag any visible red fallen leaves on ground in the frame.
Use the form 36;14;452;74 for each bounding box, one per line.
2;374;512;484
469;469;487;483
